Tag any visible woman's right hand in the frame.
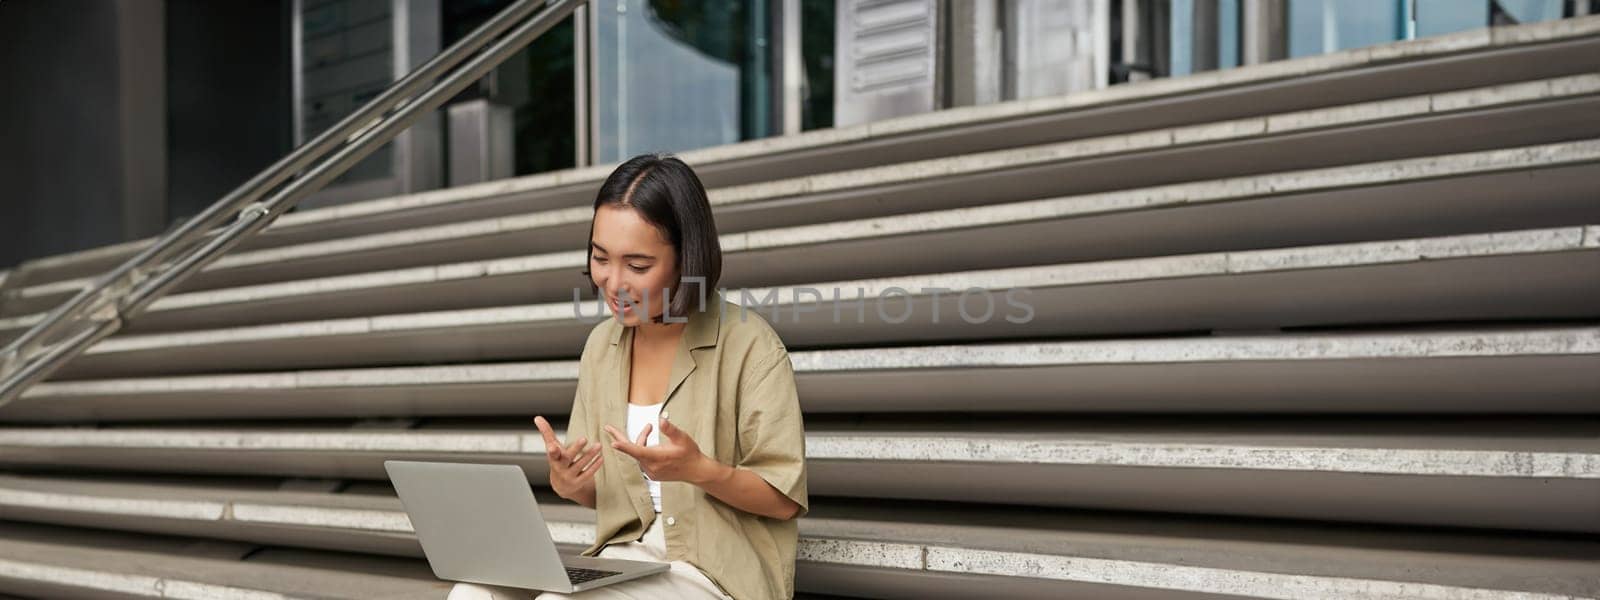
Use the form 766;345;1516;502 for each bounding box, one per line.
535;415;604;504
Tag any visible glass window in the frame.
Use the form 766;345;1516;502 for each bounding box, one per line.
1126;0;1583;87
442;0;575;176
800;0;835;131
1416;0;1488;37
1493;0;1565;24
1288;0;1405;58
1218;0;1239;69
1416;0;1564;37
298;0;395;183
1170;0;1241;76
594;0;774;164
1171;0;1194;75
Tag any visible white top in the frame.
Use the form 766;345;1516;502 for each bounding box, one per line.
626;401;665;512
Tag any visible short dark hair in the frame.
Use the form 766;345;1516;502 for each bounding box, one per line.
583;153;722;322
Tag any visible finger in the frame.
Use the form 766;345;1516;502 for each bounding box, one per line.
620;443;664;462
657;417;679;440
569;440;597;466
605;425;643;458
578;450;603;475
604;424;629;446
571;440;597;464
563;436;587;459
611;442;643;460
534;416;562;450
634;423;652;447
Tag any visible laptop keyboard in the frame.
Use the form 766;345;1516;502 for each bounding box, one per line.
567;566;622;584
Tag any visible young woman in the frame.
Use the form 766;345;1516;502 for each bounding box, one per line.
448;154;809;600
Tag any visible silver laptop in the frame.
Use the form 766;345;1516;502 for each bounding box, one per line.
384;460;669;592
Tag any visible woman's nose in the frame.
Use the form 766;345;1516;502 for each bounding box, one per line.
597;268;625;296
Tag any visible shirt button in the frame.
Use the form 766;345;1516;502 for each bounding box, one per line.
665;516;677;526
660;410;669;419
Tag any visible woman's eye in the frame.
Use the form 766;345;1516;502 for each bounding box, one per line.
628;265;649;273
592;256;607;264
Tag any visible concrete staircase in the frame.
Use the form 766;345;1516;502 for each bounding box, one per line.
0;17;1597;599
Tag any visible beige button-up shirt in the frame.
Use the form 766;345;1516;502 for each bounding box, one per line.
567;292;809;600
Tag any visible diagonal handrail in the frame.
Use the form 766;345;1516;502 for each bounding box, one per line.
0;0;585;406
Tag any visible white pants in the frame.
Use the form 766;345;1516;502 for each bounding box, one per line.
446;515;733;600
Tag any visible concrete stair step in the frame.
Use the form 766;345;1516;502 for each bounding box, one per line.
244;23;1600;254
81;135;1600;334
6;73;1600;317
106;80;1600;297
0;418;1593;532
0;474;1593;599
2;326;1594;422
0;520;446;599
28;225;1597;378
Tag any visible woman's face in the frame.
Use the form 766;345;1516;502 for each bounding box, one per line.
589;204;680;326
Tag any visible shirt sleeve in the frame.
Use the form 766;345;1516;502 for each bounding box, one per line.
566;324;606;447
735;345;810;520
566;377;592;447
568;336;602;557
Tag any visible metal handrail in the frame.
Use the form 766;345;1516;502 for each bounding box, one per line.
0;0;584;406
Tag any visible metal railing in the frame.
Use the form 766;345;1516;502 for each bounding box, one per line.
0;0;585;407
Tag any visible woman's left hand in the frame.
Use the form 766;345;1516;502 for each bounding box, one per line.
605;418;724;485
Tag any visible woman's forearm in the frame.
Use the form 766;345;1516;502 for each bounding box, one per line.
688;456;801;520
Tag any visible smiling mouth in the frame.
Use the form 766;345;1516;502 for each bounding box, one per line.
608;296;636;314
